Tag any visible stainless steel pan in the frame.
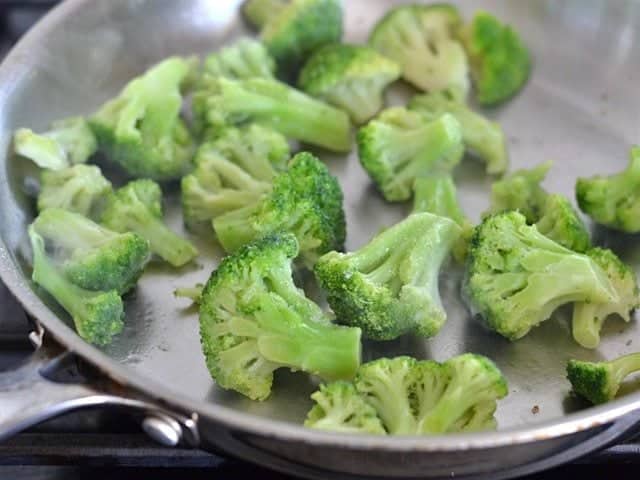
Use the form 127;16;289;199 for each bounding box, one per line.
1;0;640;478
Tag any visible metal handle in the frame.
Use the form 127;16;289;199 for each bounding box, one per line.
0;329;199;447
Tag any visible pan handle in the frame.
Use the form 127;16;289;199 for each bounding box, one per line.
0;328;199;447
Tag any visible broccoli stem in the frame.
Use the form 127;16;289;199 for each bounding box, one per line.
243;0;287;28
571;303;605;349
33;208;114;251
127;214;198;267
213;200;264;253
609;352;640;385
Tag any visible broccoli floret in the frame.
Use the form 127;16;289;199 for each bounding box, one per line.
89;57;197;181
412;175;473;263
174;283;204;305
38;164;112;218
306;354;507;435
181;124;290;230
315;213;461;340
535;194;591;253
29;226;124;346
199;232;361;400
357;108;463;202
409;90;508;174
243;0;342;71
213;152;346;267
204;38;276;80
567;353;640;405
465;211;618;340
102;180;198;267
572;248;639;349
298;43;401;124
576;146;640;233
195;77;351;152
369;4;469;96
459;11;531;106
14;117;97;170
304;381;386;434
32;208;150;295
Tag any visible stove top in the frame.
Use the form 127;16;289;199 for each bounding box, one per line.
0;2;639;479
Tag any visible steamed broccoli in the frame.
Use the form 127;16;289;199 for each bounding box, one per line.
38;164;112;218
174;283;204;305
32;208;150;295
412;175;473;263
409;89;508;174
213;152;346;266
181;124;290;230
194;77;351;152
306;354;508;435
357;108;463;202
89;57;197;181
465;211;618;340
315;213;461;340
29;226;124;346
14;117;97;170
486;162;590;252
572;248;639;349
204;38;276;80
242;0;342;71
298;43;401;124
459;11;531;106
567;353;640;405
102;180;198;267
369;4;469;97
199;232;361;401
576;146;640;233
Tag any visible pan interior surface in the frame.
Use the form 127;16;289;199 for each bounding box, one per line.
0;0;639;436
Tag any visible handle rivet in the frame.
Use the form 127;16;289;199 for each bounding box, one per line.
142;415;182;447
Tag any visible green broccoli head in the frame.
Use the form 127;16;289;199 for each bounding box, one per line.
465;211;618;340
459;10;531;106
412;175;473;263
535;194;591;253
89;57;197;181
576;146;640;233
199;232;361;400
204;38;276;80
38;164;112;218
304;381;386;434
306;353;507;435
181;124;289;230
567;353;640;405
196;77;351;152
102;180;198;267
370;4;469;96
315;212;461;340
409;90;508;174
357;108;463;202
14;117;97;170
298;43;401;124
213;151;346;267
572;248;639;349
29;226;124;346
32;208;150;295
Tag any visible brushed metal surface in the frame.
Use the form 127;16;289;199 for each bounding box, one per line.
1;0;640;478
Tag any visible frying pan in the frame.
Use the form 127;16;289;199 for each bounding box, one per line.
1;0;640;478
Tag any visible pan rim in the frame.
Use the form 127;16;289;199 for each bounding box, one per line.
1;0;640;452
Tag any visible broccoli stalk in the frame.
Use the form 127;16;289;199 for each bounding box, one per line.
29;227;124;346
567;353;640;405
409;90;508;174
37;164;112;217
412;175;473;263
199;232;361;401
315;212;461;340
174;284;204;304
102;180;198;267
14;117;97;170
357;108;463;202
576;146;640;233
298;43;401;124
242;0;287;28
204;38;276;80
369;4;469;96
465;211;618;340
89;57;197;181
196;77;351;152
572;248;639;349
